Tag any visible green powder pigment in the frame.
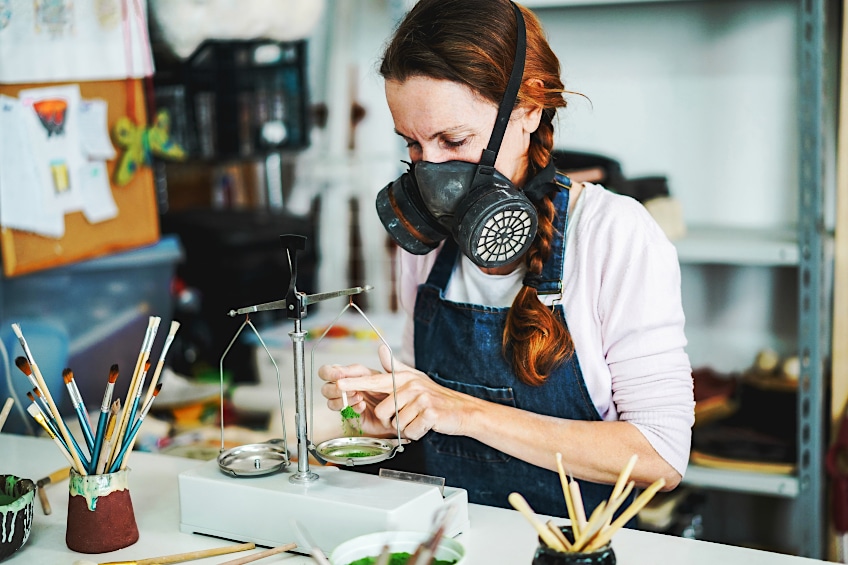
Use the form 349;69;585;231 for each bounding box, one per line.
346;552;457;565
341;405;363;436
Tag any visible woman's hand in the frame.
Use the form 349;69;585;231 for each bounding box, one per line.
318;344;476;440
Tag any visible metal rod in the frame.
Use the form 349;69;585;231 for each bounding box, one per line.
290;318;317;483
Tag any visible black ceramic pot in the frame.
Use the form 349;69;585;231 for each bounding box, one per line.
531;525;616;565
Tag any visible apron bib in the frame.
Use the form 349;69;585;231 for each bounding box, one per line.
413;181;632;520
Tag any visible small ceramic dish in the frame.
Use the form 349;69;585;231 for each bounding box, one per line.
0;474;35;561
330;530;465;565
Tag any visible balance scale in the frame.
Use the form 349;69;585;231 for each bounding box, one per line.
178;235;469;554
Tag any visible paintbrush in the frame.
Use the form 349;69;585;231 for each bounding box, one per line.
35;466;70;515
123;361;151;447
141;320;180;411
292;520;332;565
26;391;67;449
90;365;119;473
71;541;256;565
110;383;162;472
16;358;53;422
26;404;77;469
12;325;87;474
0;397;13;432
216;542;298;565
30;387;90;471
109;316;159;466
96;399;120;474
63;368;95;453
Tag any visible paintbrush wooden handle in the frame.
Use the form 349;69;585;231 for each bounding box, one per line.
216;543;296;565
135;542;255;565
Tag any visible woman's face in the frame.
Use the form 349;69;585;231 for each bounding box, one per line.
385;76;541;187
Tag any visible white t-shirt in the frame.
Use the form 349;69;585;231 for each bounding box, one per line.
397;182;695;476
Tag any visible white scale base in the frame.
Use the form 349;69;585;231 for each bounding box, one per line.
179;458;470;554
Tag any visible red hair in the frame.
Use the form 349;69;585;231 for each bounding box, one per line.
381;0;573;385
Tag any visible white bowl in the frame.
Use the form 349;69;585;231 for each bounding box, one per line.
330;530;465;565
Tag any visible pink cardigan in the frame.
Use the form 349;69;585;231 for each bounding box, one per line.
396;183;695;476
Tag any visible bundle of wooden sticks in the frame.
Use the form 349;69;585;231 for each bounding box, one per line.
509;452;665;553
11;316;179;476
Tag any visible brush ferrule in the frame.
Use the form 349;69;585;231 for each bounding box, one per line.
101;383;115;412
66;382;83;406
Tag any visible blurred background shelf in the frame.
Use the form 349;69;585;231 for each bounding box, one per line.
674;226;800;267
683;464;799;498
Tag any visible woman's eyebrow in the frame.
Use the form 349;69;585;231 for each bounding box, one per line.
393;126;469;141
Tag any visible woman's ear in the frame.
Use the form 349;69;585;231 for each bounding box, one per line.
519;79;545;134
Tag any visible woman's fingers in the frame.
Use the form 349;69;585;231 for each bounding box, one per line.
317;361;377;383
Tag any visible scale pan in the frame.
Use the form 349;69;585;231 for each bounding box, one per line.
315;436;397;466
217;441;291;477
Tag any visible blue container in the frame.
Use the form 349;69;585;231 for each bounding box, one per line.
0;237;182;434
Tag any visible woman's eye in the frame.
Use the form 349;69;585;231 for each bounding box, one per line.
443;138;466;149
405;140;420;149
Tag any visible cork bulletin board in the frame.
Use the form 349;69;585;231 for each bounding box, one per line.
0;79;159;277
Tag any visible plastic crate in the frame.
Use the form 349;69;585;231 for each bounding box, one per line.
0;237;182;433
155;40;310;160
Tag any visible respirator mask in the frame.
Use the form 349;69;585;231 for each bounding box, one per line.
375;3;537;269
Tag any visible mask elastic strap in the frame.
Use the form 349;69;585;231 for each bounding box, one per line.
477;2;527;174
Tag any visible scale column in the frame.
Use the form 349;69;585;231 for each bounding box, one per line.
289;319;318;483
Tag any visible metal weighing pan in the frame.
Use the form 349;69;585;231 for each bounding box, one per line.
218;440;291;477
314;436;398;466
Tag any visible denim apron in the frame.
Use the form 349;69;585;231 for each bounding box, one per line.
413;179;632;520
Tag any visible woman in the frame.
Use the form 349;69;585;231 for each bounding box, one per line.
319;0;694;519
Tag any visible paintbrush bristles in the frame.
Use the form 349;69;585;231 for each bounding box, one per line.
14;356;30;375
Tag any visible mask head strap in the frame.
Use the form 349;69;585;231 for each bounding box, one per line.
476;2;526;174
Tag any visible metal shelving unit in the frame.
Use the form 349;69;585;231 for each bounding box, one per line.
526;0;835;559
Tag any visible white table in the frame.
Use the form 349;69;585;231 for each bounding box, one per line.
0;433;834;564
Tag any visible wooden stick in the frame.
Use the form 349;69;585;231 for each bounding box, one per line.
508;492;568;552
546;520;572;551
0;397;13;432
98;542;256;565
216;542;296;565
35;465;71;515
569;476;587;533
555;452;580;538
570;500;607;552
573;481;635;552
13;324;86;474
605;454;637;528
587;478;666;550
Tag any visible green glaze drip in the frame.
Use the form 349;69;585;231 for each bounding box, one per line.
69;468;130;511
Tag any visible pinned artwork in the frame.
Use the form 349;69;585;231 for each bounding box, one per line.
18;84;86;213
112;109;186;187
32;98;68;137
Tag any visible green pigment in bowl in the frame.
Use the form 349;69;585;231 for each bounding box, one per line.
325;446;386;458
346;552;457;565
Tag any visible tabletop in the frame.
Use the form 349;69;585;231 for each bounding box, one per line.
0;433;835;565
